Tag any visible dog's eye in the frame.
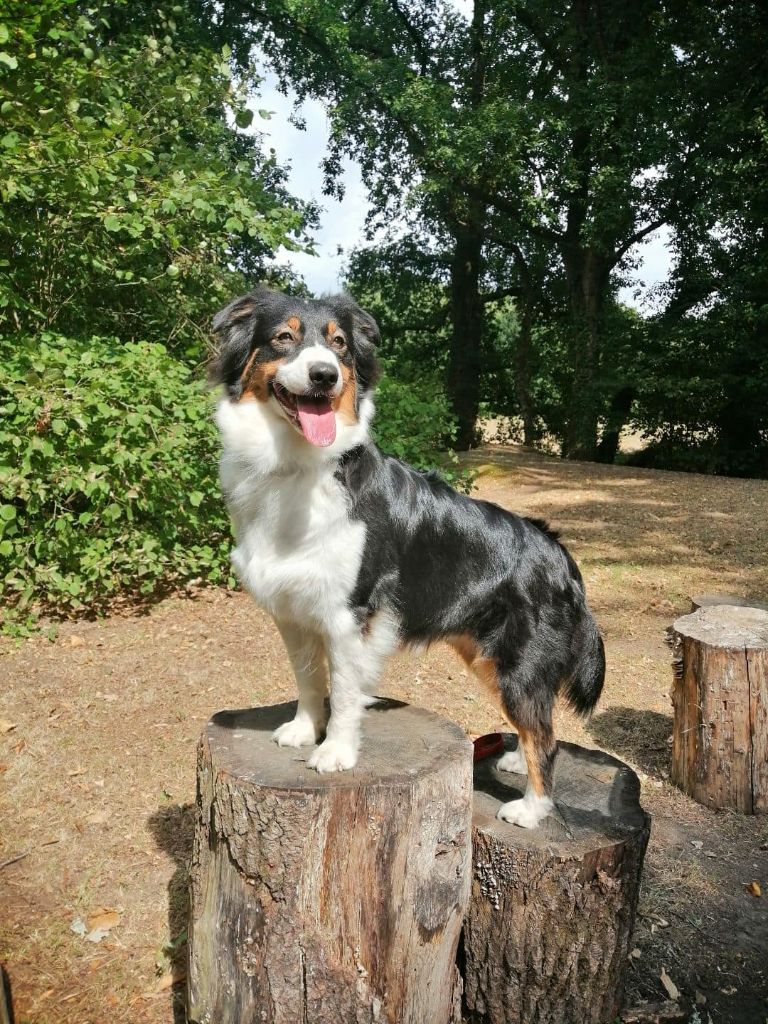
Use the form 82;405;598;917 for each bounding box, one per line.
330;335;347;353
276;331;294;344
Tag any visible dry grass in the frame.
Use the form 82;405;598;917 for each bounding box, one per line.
2;443;768;1023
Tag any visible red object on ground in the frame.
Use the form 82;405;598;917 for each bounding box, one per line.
473;732;504;762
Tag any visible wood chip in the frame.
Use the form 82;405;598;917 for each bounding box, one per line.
660;967;680;1001
0;719;17;734
621;1001;686;1023
745;880;761;897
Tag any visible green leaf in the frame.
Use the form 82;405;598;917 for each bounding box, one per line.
189;491;203;507
234;108;254;129
0;51;17;70
103;214;121;232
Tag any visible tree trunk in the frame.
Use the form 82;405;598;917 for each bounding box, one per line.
462;734;650;1024
561;244;609;461
596;385;635;464
446;221;486;449
187;699;473;1024
671;605;768;813
514;300;537;446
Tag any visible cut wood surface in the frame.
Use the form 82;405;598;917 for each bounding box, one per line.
462;734;650;1024
187;698;473;1024
671;605;768;813
690;593;768;613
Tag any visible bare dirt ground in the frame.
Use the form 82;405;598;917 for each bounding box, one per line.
2;443;768;1024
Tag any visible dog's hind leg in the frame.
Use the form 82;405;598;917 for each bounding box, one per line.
272;620;328;748
496;703;557;829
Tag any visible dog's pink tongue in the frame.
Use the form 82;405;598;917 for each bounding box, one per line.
297;396;336;447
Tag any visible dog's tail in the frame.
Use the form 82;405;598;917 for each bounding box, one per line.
562;612;605;716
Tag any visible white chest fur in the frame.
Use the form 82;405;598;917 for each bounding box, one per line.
217;397;367;631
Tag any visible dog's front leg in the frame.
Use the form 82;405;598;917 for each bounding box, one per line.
272;620;328;748
307;619;388;773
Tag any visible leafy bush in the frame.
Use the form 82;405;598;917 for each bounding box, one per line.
0;332;230;633
373;367;471;490
373;366;457;469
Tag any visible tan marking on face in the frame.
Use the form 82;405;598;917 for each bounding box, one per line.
325;320;338;339
334;362;358;425
240;356;284;402
287;316;301;333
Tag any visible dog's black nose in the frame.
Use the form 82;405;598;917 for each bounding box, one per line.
308;363;339;388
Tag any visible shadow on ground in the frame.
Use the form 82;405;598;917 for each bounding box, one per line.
147;804;196;1024
587;706;673;778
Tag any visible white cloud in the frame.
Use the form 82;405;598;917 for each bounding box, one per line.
250;74;369;294
250;73;672;311
617;225;673;312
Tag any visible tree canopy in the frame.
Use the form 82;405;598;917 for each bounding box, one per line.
222;0;767;471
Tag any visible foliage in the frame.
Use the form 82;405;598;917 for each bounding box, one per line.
373;365;456;468
0;0;313;358
0;332;231;634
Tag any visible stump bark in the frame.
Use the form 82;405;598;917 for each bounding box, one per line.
671;605;768;813
187;699;473;1024
462;734;650;1024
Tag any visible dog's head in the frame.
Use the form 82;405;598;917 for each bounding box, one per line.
210;287;380;449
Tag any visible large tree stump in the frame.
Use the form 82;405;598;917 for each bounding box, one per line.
462;734;650;1024
671;605;768;813
187;699;473;1024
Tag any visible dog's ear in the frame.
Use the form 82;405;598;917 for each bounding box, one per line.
334;296;381;393
209;289;269;396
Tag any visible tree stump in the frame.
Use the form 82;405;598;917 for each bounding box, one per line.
462;734;650;1024
187;699;473;1024
671;605;768;813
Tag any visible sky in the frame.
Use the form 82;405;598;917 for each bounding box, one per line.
253;75;673;312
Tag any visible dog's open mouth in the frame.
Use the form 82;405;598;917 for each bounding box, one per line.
272;382;337;448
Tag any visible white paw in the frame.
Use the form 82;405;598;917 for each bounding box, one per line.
497;796;553;829
307;738;358;773
272;715;322;748
497;748;527;774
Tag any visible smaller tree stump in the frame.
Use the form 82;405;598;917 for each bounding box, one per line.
690;593;768;613
671;605;768;813
462;735;650;1024
187;699;473;1024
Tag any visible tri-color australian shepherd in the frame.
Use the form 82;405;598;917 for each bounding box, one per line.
211;286;605;828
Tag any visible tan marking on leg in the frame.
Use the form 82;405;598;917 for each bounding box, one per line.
518;724;556;798
241;357;284;402
446;634;512;721
335;363;358;425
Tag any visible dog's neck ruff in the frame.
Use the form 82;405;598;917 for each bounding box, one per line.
216;391;375;485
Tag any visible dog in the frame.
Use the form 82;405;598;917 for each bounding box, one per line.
211;286;605;828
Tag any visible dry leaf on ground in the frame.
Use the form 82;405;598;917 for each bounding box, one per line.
0;719;17;734
87;907;121;932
